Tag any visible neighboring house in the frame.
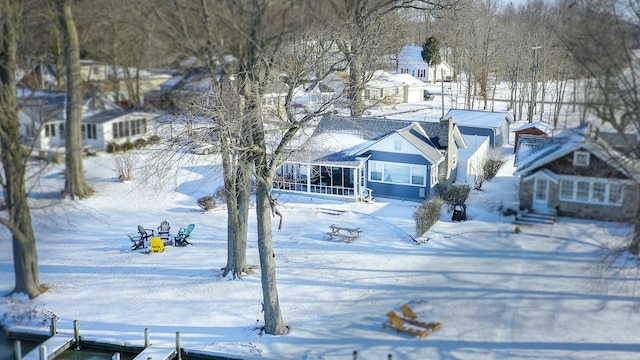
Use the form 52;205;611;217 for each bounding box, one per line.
397;45;429;81
513;121;554;153
291;82;336;113
457;134;491;184
445;109;514;147
19;90;158;152
513;123;640;222
362;71;425;106
430;60;454;83
274;115;467;202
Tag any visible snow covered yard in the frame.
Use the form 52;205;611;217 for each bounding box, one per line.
1;149;640;360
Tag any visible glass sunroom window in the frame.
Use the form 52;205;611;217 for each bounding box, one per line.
368;161;426;186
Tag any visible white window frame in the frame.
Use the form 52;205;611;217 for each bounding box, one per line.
367;160;426;187
558;176;624;206
394;140;402;151
573;151;590;167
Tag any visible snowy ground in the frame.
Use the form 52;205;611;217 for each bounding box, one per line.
2;83;640;359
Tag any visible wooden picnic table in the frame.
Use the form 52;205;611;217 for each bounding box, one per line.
327;224;362;242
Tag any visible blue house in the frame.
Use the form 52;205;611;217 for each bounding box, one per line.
445;109;513;148
274;115;466;202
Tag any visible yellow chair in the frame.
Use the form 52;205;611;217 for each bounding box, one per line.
150;237;164;253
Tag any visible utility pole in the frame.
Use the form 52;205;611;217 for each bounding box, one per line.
527;46;542;123
441;68;445;118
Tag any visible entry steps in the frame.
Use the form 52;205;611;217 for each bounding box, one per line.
514;208;557;226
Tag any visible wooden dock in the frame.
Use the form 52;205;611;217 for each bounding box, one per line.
132;346;177;360
21;334;76;360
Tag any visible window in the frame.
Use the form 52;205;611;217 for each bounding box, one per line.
576;181;590;201
573;151;590;167
592;183;606;203
44;124;56;137
431;165;438;185
558;177;624;206
559;179;574;199
608;183;623;204
364;90;371;100
112;119;148;139
368;161;426;186
394;141;402;151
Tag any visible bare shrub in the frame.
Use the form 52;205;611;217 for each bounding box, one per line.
107;142;122;153
121;142;135;152
115;153;135;181
134;138;148;149
414;196;444;237
148;134;161;145
482;149;506;181
197;195;217;212
214;186;227;203
436;184;471;210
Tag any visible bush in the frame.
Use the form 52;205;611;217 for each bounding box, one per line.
121;142;135;152
134;138;148;149
107;142;122;153
148;134;161;145
115;153;134;181
197;195;217;212
436;184;471;209
482;149;506;181
214;186;227;203
414;196;444;237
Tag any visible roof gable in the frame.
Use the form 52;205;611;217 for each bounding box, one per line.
514;125;640;181
445;109;513;128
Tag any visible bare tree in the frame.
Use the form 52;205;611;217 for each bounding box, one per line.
0;0;45;298
551;0;640;253
55;0;93;199
325;0;453;116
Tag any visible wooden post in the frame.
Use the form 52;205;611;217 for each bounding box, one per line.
14;339;22;360
38;344;47;360
388;354;392;360
353;350;357;360
50;317;57;336
175;331;182;360
74;320;81;350
144;328;150;347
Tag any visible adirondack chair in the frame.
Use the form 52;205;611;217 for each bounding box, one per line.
129;225;154;250
174;224;195;246
157;220;171;244
400;304;442;331
150;237;165;253
382;310;429;339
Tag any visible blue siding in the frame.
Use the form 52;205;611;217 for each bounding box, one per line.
365;151;433;201
457;126;496;147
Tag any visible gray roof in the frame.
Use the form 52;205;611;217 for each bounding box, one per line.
301;115;445;164
312;115;449;149
514;124;640;181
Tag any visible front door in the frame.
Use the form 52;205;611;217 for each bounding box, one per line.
532;178;549;211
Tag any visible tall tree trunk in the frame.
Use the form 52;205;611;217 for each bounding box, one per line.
58;0;92;199
254;175;288;335
0;0;44;298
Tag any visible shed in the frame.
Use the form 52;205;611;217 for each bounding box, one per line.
513;121;553;153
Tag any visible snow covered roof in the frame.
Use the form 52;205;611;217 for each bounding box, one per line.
398;45;425;62
365;70;425;89
446;109;513;129
513;121;554;134
514;124;640;181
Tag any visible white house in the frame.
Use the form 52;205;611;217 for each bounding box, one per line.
362;70;425;105
397;45;429;81
19;90;158;152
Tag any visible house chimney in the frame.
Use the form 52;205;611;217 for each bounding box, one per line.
439;116;454;182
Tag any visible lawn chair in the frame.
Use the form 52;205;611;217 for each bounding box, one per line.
157;220;171;244
129;225;154;251
382;310;429;339
150;237;164;253
174;223;195;246
399;303;442;332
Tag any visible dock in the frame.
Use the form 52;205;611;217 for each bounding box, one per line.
132;346;177;360
21;334;76;360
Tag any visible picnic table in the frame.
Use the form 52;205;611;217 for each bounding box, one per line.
327;224;362;242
